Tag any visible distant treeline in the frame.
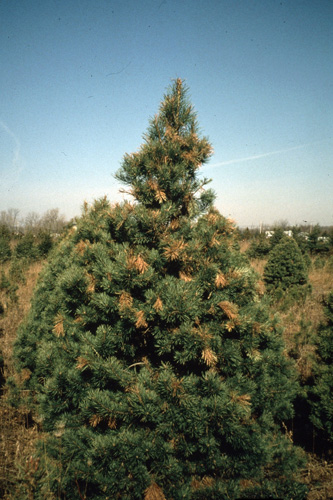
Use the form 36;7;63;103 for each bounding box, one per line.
0;208;68;236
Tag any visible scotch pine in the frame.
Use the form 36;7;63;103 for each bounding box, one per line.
13;80;306;499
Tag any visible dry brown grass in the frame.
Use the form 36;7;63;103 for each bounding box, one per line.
243;245;333;498
243;248;333;345
0;260;44;498
1;261;43;377
279;264;333;376
301;454;333;500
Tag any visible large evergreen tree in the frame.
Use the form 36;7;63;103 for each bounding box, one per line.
13;80;306;499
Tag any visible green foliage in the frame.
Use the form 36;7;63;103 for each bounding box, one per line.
9;258;28;285
291;227;309;255
246;235;270;259
13;80;307;499
0;237;11;262
0;269;18;303
307;225;330;254
0;223;11;239
269;227;286;249
37;231;54;257
263;238;311;301
14;232;39;260
307;292;333;446
0;270;10;291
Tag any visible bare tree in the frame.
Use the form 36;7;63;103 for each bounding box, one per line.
24;212;41;235
273;219;290;229
39;208;66;234
0;208;20;232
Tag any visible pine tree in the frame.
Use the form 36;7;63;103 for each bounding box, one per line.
263;237;310;301
13;80;307;499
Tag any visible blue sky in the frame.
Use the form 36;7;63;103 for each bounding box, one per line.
1;0;332;228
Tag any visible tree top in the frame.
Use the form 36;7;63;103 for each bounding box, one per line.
115;79;214;218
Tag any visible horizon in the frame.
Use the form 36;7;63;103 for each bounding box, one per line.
1;0;332;227
2;203;332;232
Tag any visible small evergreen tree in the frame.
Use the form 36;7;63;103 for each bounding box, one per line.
263;238;310;300
269;227;286;250
307;225;323;254
246;234;270;259
37;231;54;257
13;80;306;499
14;232;39;260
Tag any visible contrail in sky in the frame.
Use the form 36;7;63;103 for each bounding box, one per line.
207;141;324;168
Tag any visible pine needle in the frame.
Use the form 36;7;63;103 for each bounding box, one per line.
89;414;102;428
202;347;218;367
191;476;214;491
210;231;221;247
144;482;166;500
164;238;187;261
135;255;149;274
75;240;88;256
153;297;163;311
127;253;149;274
230;391;251;408
169;219;180;230
215;272;227;288
108;417;117;429
218;301;238;320
155;189;167;203
86;273;96;293
179;271;192;282
119;291;133;310
53;314;65;337
135;310;148;329
76;357;89;370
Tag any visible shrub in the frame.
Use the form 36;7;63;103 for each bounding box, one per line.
263;238;311;300
13;80;307;499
